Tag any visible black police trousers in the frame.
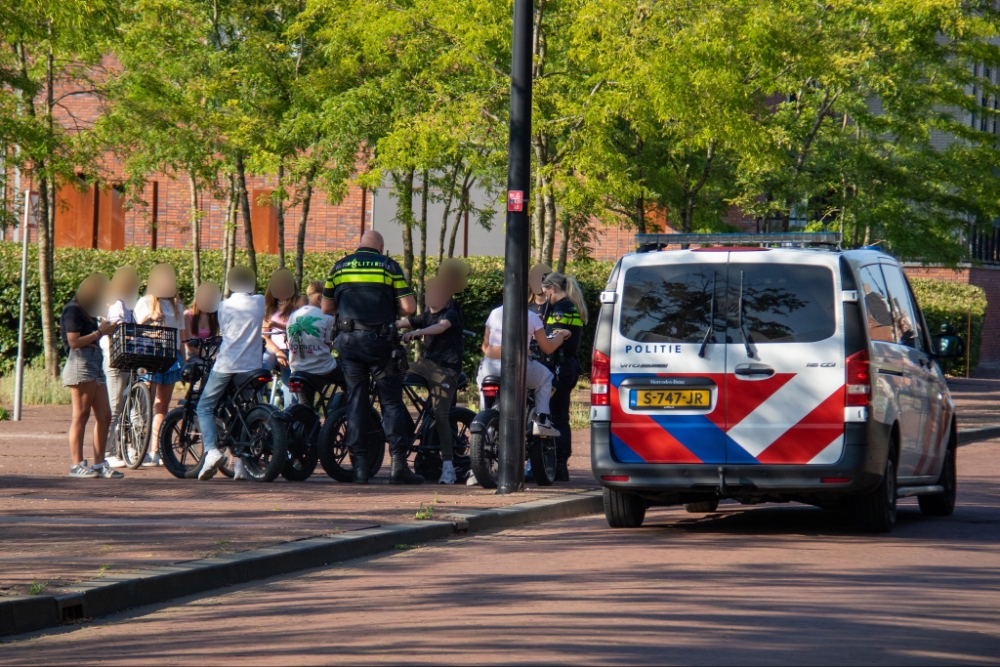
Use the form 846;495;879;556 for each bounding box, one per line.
548;357;580;463
334;331;411;458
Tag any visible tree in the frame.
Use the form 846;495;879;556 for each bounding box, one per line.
2;0;120;375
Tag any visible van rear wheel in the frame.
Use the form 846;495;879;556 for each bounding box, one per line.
854;453;897;533
603;488;646;528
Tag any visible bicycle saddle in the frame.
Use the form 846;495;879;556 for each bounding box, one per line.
231;368;272;391
481;374;502;386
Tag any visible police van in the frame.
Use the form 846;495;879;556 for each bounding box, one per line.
590;233;964;532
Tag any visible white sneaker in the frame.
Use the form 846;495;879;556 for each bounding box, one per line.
233;458;250;480
104;455;126;469
69;460;99;478
532;415;560;438
141;453;162;467
466;472;478;486
92;461;124;479
438;461;457;485
198;449;225;480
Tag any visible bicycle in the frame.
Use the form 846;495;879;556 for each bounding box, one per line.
401;370;476;483
316;379;387;482
160;337;286;482
469;374;558;488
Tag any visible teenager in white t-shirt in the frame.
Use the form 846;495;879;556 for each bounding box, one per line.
286;303;340;408
102;266;140;468
476;304;570;436
197;267;266;481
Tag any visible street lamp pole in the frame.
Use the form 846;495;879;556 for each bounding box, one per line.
497;0;534;494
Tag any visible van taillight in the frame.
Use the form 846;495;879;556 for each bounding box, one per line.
592;349;610;406
481;385;499;398
845;349;870;407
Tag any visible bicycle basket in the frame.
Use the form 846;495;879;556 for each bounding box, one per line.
109;323;178;373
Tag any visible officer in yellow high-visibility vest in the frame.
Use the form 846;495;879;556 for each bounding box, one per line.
321;230;422;484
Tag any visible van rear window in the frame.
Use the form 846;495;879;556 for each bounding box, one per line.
730;264;835;344
619;265;718;343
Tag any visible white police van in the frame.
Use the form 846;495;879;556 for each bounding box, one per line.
590;233;964;532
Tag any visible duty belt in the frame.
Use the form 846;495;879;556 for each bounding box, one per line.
339;319;392;334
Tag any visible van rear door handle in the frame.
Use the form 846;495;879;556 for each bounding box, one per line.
734;363;775;378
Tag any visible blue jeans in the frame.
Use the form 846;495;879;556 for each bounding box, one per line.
196;370;234;453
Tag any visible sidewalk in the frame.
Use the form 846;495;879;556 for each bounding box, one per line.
0;405;596;598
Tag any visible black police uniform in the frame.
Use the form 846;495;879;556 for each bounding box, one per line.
324;247;414;480
543;297;584;469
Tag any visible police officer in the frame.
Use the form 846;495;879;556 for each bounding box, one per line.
539;272;588;482
321;230;423;484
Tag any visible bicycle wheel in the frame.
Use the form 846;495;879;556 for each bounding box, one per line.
239;404;285;482
528;434;557;487
278;404;319;482
469;411;500;489
317;407;386;482
159;408;207;479
120;380;152;469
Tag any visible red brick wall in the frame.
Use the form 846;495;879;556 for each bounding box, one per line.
904;264;1000;364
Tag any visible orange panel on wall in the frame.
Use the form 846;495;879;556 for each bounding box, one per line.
250;188;278;254
96;186;125;250
54;180;97;248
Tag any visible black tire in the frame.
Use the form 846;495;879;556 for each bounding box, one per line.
418;408;476;482
919;441;957;517
239;404;285;482
277;404;320;482
159;408;206;479
317;407;386;482
469;412;500;489
120;381;152;469
854;451;898;533
604;487;646;528
685;499;720;513
529;435;557;487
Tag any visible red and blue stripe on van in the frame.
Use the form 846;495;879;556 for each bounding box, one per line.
609;373;846;465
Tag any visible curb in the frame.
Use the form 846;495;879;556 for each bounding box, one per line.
957;425;1000;447
0;490;602;638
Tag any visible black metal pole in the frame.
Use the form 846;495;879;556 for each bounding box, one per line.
497;0;533;494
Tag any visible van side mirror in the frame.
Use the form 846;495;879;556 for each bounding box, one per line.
939;322;958;336
932;333;965;359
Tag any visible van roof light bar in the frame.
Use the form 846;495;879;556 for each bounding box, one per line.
635;232;842;253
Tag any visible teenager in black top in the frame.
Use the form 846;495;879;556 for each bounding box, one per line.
540;272;589;482
60;273;120;479
397;277;465;484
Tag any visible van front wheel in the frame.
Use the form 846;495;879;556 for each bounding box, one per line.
604;488;646;528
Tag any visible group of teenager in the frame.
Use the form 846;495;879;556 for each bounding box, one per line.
58;228;588;485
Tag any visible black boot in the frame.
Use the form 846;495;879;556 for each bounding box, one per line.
555;460;569;483
353;455;370;484
390;453;424;485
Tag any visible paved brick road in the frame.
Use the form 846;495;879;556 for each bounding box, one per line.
2;439;997;665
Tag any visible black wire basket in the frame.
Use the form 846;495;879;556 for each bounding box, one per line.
109;323;178;373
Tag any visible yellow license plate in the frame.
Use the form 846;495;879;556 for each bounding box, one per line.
630;389;711;409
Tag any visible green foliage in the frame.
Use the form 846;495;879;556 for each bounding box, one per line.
0;406;9;421
0;243;616;375
910;277;987;376
0;357;71;405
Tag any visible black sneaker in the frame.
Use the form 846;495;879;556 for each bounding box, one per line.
555;461;569;483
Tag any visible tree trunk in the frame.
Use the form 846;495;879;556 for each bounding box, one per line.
448;178;471;259
557;210;570;273
417;169;429;312
635;193;646;234
276;161;285;269
295;165;317;292
531;171;544;261
397;169;415;285
38;40;58;376
189;172;201;287
542;177;557;266
437;166;459;265
235;152;257;278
